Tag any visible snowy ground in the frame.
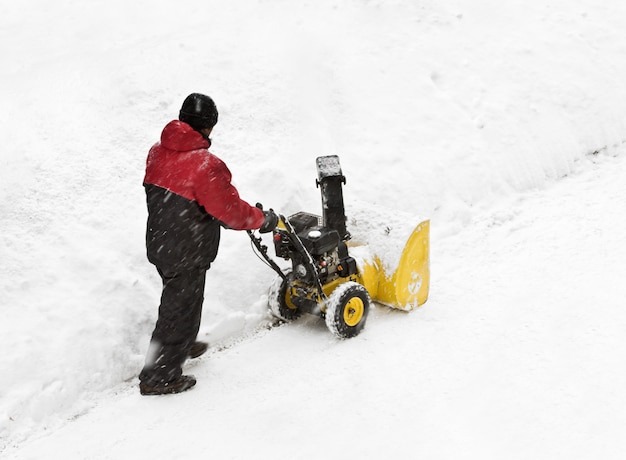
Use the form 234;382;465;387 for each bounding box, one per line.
2;1;626;458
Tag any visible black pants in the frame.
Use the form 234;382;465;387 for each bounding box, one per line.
139;266;207;385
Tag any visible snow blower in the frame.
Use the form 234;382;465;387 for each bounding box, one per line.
248;155;430;338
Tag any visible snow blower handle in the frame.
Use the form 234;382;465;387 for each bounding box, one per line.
247;212;287;281
256;203;279;234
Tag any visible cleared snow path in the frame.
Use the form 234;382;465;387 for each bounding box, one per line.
6;152;626;459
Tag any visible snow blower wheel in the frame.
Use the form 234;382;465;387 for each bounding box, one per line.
268;270;301;321
325;282;370;338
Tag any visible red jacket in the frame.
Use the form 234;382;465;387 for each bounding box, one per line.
143;120;264;269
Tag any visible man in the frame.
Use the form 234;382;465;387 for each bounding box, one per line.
139;93;277;396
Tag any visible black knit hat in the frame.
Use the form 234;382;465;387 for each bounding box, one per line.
179;93;218;131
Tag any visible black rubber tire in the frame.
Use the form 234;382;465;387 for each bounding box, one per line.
268;271;301;321
325;282;370;338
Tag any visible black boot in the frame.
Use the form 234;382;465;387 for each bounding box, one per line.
139;375;197;396
188;341;209;359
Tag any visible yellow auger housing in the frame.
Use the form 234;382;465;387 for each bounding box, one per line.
350;218;430;311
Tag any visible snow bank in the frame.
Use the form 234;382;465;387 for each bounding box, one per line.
2;0;626;451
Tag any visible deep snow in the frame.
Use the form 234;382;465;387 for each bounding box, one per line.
2;1;626;458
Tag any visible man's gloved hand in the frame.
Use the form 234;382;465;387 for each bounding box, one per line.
259;206;278;233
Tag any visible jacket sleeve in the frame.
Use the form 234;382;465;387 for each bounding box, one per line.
194;154;265;230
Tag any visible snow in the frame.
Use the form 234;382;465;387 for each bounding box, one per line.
2;0;626;458
347;201;425;275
